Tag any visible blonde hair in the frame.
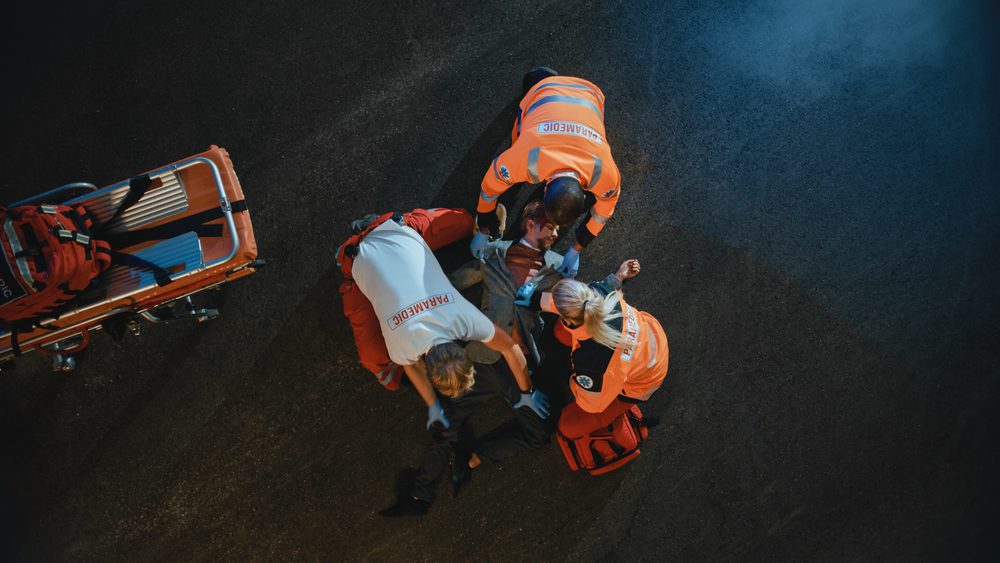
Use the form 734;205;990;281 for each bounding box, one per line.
424;342;475;398
552;279;623;350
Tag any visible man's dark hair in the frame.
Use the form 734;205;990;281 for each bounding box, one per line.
519;200;550;234
543;176;585;226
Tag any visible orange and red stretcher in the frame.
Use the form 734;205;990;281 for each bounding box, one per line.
0;146;259;368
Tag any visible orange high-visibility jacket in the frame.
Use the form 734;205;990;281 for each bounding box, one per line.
561;297;669;414
477;76;621;247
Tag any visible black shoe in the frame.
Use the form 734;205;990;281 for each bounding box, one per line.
378;495;431;517
451;452;474;497
350;214;380;235
522;66;559;96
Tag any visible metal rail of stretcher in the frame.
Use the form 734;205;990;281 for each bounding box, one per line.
1;156;243;356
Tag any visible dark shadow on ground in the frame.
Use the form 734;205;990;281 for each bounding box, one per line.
429;99;519;212
0;320;210;559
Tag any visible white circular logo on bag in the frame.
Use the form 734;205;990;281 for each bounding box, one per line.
575;375;594;390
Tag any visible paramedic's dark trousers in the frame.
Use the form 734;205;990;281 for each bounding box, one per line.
411;361;549;501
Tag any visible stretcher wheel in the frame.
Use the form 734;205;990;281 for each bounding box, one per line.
194;309;220;322
39;331;91;372
52;354;78;372
141;294;221;324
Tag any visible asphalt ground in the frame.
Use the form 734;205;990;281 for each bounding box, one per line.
1;0;998;560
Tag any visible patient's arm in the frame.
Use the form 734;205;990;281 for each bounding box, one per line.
483;326;532;392
537;259;640;312
615;258;641;282
447;260;484;291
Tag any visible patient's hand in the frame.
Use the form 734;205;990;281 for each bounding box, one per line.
615;259;641;282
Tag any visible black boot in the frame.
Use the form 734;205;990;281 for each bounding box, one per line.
378;495;431;517
522;66;559;96
451;451;475;497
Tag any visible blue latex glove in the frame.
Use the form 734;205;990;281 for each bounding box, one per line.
557;247;581;278
514;280;538;307
334;242;346;268
427;399;450;430
512;388;550;419
470;231;489;262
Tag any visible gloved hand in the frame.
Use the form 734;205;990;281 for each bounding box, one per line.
557;247;581;278
427;398;450;430
470;230;490;262
514;280;538;307
512;388;550;419
335;242;346;268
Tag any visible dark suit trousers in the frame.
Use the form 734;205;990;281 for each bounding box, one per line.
411;361;549;501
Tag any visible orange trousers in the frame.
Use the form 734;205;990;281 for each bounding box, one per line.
338;208;473;390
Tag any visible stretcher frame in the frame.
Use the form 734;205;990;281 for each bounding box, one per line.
0;145;259;365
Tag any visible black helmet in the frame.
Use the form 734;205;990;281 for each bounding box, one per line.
543;176;585;226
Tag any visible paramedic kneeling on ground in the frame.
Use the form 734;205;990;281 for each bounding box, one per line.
539;271;669;438
472;68;623;279
337;209;536;432
378;205;562;517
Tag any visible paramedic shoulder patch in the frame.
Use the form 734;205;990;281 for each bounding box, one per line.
387;293;453;330
499;165;511;180
574;374;595;390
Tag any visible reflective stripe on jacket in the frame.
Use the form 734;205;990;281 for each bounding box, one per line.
564;296;669;414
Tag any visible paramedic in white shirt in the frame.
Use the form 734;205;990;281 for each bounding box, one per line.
351;217;546;429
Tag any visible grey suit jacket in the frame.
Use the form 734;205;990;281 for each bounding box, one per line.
448;240;563;365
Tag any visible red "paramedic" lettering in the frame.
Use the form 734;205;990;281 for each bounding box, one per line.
620;305;640;362
388;293;453;330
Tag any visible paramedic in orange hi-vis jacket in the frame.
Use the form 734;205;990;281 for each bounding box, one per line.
471;68;622;279
533;262;668;438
